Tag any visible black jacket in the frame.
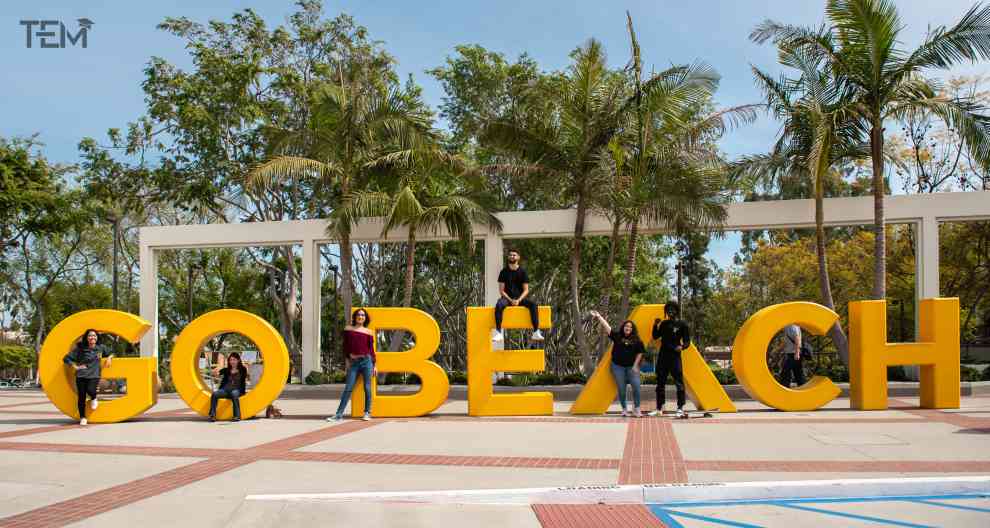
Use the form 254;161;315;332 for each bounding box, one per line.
218;366;248;394
63;345;110;379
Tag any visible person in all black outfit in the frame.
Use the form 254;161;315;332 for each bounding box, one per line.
209;352;248;422
651;302;690;417
63;329;113;425
492;248;543;343
590;310;645;417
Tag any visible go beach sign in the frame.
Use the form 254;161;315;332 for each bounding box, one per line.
38;299;961;422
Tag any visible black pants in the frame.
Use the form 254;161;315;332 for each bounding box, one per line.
656;352;686;409
780;356;805;387
210;388;242;419
494;297;539;331
76;377;98;419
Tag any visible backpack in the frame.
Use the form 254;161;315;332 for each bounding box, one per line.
787;331;814;359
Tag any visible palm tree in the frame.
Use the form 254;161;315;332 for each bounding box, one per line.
482;39;627;375
247;79;430;336
753;0;990;299
735;43;870;364
341;133;502;352
614;13;755;316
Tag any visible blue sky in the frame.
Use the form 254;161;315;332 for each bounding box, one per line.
2;1;987;267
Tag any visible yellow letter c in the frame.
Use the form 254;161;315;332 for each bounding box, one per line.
732;301;841;411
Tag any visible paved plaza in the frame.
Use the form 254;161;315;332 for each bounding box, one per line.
0;389;988;527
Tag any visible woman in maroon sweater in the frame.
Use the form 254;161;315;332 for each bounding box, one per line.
328;308;377;421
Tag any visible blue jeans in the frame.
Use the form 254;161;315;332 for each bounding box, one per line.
209;388;241;420
335;356;373;418
610;363;641;409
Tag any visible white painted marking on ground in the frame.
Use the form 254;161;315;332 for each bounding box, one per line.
245;475;990;505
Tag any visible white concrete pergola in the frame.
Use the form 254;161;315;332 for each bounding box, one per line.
139;191;990;375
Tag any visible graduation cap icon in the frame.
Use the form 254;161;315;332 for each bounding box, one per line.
77;18;94;30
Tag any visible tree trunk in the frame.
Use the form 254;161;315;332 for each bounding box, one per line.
619;216;640;317
112;215;120;311
871;122;887;300
594;214;623;359
33;302;45;383
571;192;592;376
387;226;417;354
815;174;850;365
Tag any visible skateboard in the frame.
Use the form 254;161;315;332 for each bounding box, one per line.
650;408;719;419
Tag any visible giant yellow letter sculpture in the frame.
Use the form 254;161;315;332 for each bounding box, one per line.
350;307;450;417
732;301;841;411
849;298;960;410
171;309;290;420
39;309;158;423
571;304;736;414
466;306;553;416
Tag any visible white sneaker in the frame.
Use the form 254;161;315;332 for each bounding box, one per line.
362;413;371;421
492;330;504;342
326;415;342;422
647;410;660;417
90;398;98;411
79;418;88;426
634;408;642;418
531;329;545;341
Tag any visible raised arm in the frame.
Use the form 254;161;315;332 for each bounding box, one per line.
589;311;611;335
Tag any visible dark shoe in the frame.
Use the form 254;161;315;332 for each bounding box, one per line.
208;416;216;422
232;417;241;422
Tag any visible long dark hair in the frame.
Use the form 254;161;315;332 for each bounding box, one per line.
618;320;642;345
226;352;248;377
351;308;371;327
76;329;99;350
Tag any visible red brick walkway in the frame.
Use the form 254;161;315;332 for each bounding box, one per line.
618;419;687;484
0;398;987;527
532;504;667;527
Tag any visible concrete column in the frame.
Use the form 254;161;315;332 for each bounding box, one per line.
906;217;940;380
916;216;941;310
138;241;158;357
484;235;503;306
301;239;322;377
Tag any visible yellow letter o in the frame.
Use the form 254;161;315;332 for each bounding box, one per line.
170;309;289;420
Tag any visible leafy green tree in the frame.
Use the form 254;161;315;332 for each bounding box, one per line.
482;39;628;375
753;0;990;299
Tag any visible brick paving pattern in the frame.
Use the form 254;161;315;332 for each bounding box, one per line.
0;392;987;527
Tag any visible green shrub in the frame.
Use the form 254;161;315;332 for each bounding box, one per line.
888;366;909;382
447;370;467;384
381;372;405;385
495;374;530;386
982;366;990;381
305;370;327;385
711;367;737;385
640;373;657;385
532;373;561;385
960;365;982;382
561;372;587;384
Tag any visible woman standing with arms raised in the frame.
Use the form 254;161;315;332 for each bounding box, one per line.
589;311;645;417
328;309;377;421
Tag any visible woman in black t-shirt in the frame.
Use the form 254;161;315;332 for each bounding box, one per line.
590;311;645;417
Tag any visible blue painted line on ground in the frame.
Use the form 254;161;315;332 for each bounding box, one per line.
770;502;934;528
906;498;990;513
647;492;990;509
649;506;764;528
647;506;685;528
